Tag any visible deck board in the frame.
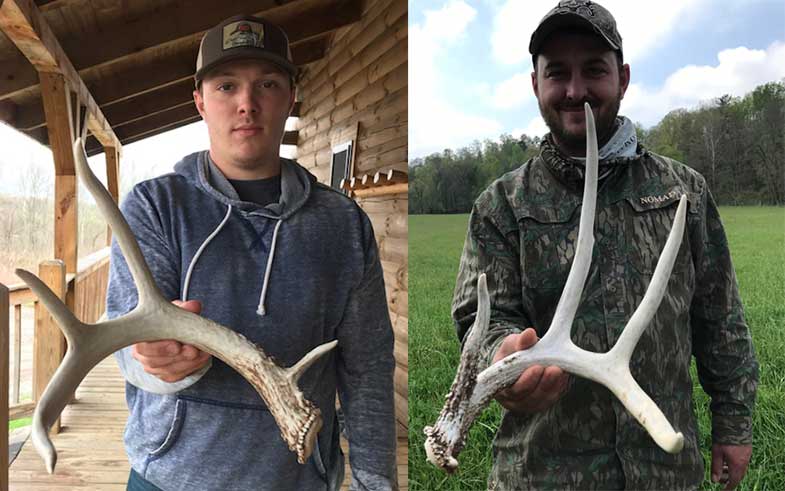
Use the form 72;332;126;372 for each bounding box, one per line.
9;357;408;490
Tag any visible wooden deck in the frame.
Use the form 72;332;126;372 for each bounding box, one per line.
9;357;408;490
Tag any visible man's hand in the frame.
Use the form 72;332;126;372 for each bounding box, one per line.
492;328;570;414
711;443;752;490
131;300;211;383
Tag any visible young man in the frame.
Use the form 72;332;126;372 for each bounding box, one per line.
108;15;397;491
451;1;758;490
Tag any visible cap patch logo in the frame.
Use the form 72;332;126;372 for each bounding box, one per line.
555;0;595;17
223;21;264;50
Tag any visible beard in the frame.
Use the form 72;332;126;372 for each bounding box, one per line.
539;90;622;156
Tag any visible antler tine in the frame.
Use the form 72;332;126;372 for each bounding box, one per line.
547;102;598;344
289;339;339;382
72;138;160;306
610;195;688;361
15;268;89;473
15;268;84;347
423;274;490;473
600;368;685;453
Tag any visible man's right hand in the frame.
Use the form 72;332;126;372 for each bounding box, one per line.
493;328;570;414
131;299;212;383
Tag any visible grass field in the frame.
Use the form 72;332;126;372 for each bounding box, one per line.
409;207;785;490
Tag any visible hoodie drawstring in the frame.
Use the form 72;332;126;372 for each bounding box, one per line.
256;219;282;316
182;204;233;301
180;203;281;317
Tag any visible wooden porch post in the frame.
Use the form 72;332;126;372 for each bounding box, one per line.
38;71;78;437
40;71;79;276
33;261;67;435
105;146;120;245
1;283;9;490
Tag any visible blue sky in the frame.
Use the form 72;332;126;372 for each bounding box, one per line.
410;0;785;158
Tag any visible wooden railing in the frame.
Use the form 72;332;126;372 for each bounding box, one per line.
4;247;111;421
73;247;111;325
6;282;35;419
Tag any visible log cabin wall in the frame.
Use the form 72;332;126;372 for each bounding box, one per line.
294;0;407;433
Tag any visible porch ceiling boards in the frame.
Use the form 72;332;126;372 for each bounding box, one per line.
0;0;363;155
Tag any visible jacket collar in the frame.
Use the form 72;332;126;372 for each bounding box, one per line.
539;135;646;190
195;151;315;219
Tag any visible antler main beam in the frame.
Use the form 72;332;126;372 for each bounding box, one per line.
18;139;337;473
424;103;687;473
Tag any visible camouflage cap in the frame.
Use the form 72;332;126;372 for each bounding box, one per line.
195;14;298;86
529;0;623;60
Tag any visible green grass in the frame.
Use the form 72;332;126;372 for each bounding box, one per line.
409;207;785;490
9;417;31;431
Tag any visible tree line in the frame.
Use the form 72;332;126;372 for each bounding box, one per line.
410;81;785;214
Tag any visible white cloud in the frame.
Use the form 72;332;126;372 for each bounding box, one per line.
421;0;478;42
491;0;554;67
491;0;706;67
623;41;785;127
523;116;550;138
492;73;535;109
410;1;503;158
509;115;549;139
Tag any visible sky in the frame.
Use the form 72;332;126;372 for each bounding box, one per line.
410;0;785;159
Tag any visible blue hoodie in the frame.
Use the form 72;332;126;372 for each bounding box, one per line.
107;151;397;490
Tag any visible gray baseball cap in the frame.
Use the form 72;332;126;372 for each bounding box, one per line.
195;14;298;86
529;1;623;60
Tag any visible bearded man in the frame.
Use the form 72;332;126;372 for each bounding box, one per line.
451;1;758;490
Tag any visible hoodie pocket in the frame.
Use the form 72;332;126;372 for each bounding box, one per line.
144;396;328;491
147;399;186;460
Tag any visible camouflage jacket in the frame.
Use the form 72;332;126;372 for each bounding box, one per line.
452;140;759;490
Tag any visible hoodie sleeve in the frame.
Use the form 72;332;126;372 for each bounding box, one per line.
107;183;210;394
337;209;398;491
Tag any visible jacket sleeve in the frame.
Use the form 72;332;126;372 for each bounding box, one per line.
107;184;210;394
689;186;758;445
337;210;398;491
452;187;532;367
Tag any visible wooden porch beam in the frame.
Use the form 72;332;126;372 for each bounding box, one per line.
0;99;16;124
39;71;79;276
39;72;75;173
0;0;121;149
105;145;119;245
33;260;67;435
283;130;299;146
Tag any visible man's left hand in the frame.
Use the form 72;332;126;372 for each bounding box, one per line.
711;443;752;490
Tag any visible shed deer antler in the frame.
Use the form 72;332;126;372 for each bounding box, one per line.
424;103;687;473
17;139;337;473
